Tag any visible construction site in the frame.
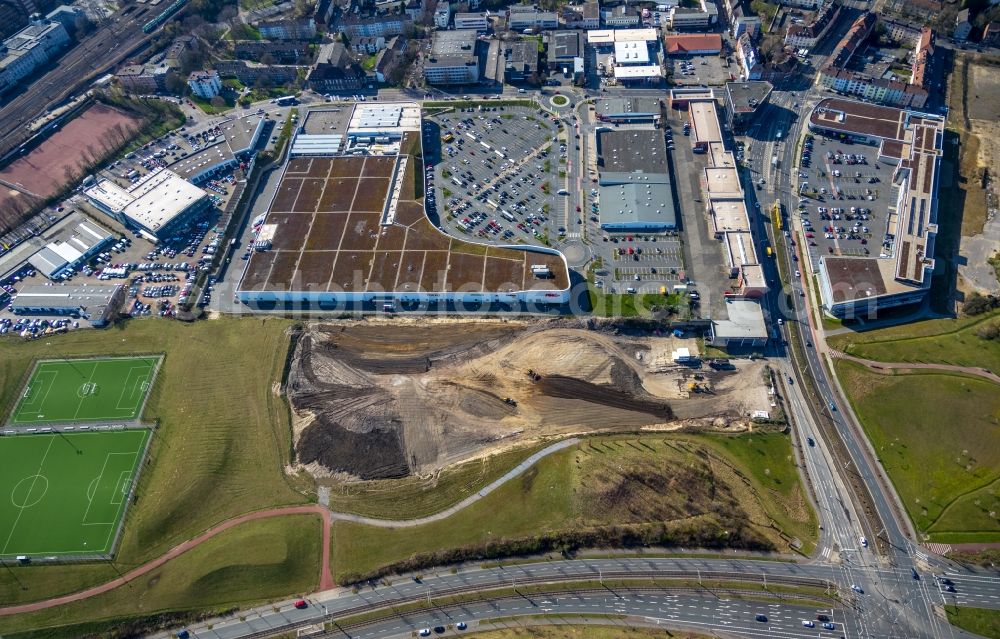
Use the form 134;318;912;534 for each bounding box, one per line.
286;320;775;480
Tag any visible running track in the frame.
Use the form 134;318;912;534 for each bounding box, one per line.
0;505;333;616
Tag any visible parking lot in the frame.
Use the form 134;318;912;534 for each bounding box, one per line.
795;133;897;269
424;104;571;248
668;55;733;86
594;233;686;294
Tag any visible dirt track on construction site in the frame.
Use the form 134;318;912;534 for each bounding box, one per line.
287;320;771;480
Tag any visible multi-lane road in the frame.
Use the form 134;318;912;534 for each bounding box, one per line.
156;555;1000;639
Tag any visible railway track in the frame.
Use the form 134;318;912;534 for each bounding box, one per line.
0;5;156;160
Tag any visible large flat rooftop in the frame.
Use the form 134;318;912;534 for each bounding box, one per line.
597;129;667;174
689;99;722;145
810;97;943;288
239;141;569;296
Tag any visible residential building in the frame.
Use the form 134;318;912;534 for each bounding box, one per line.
308;42;369;91
115;61;175;94
507;5;558;31
0;17;69;94
818;67;928;109
983;22;1000;47
732;15;761;41
818;13;929;109
783;2;839;51
664;33;722;55
434;1;451;28
11;284;125;327
164;35;197;68
880;17;922;42
723;80;771;133
404;0;424;21
352;35;386;54
214;60;300;85
910;27;933;89
187;69;222;99
339;14;411;39
258;17;317;40
953;9;972;42
884;0;942;21
374;35;408;83
581;0;600;29
603;5;640;27
115;64;157;94
454;11;489;31
233;40;312;64
425;29;479;84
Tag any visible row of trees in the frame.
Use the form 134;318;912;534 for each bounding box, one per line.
337;517;774;586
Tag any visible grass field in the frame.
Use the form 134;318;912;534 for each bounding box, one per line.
0;430;150;558
0;514;322;638
331;433;816;582
835;361;1000;541
8;356;160;425
828;310;1000;372
0;318;308;611
324;442;551;519
946;606;1000;639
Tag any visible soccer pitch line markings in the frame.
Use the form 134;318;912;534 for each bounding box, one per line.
114;366;154;413
8;356;162;426
82;451;139;527
1;436;55;556
19;370;58;418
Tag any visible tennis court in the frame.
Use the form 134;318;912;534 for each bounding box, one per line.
0;429;151;558
8;356;161;426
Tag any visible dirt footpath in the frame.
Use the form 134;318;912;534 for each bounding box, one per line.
286;319;771;480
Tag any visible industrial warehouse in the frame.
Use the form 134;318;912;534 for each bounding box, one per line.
808;98;944;318
235;103;570;308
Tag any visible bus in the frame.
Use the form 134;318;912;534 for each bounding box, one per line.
275;96;297;106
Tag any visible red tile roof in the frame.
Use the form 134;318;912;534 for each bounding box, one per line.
664;33;722;54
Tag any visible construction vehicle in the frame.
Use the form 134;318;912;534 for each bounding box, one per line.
503;397;517;406
526;369;541;381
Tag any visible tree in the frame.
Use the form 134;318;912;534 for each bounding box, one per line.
261;52;277;66
210;95;227;109
165;72;186;95
218;5;239;25
293;0;312;18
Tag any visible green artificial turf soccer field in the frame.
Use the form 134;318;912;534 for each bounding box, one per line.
8;356;161;425
0;429;151;558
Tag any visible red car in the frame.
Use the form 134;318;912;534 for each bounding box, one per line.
294;600;308;609
575;205;581;212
